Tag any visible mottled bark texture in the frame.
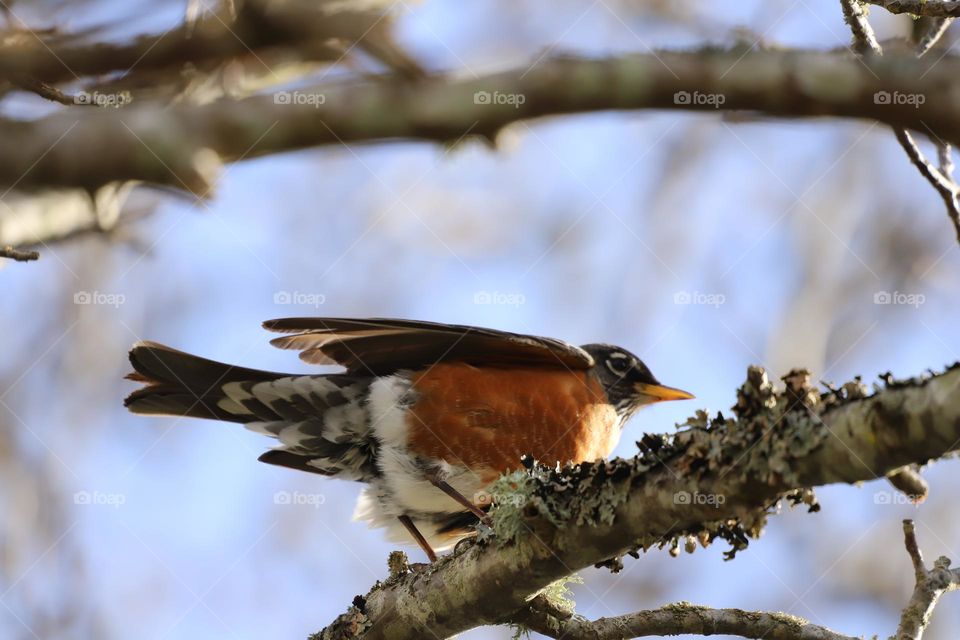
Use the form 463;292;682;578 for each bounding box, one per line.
511;519;960;640
895;520;960;640
4;50;960;192
866;0;960;17
513;596;859;640
315;365;960;640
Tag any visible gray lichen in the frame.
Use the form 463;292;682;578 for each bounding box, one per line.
481;365;846;566
312;363;960;640
386;550;409;581
531;574;582;616
311;596;371;640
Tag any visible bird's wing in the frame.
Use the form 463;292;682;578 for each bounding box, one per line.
262;317;594;375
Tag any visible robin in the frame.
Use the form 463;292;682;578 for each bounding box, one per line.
125;318;693;561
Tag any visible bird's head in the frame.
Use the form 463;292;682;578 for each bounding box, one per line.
580;343;694;422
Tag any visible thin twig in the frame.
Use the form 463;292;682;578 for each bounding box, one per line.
894;128;960;239
840;0;883;54
938;142;955;178
9;76;81;106
0;245;39;262
840;0;960;243
915;17;955;56
895;519;960;640
902;520;925;577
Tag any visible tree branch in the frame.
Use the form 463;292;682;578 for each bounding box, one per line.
866;0;960;17
840;0;883;54
8;76;82;106
0;245;39;262
896;520;960;640
512;597;858;640
840;0;960;242
512;596;859;640
892;127;960;239
0;181;152;252
3;49;960;193
314;365;960;640
509;519;960;640
0;0;419;87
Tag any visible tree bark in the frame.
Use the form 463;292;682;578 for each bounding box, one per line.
316;365;960;640
3;50;959;192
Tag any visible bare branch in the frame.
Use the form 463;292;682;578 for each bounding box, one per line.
315;365;960;640
892;128;960;240
0;182;147;249
513;598;858;640
937;141;955;178
0;0;420;87
895;519;960;640
507;519;960;640
3;49;960;194
0;245;39;261
840;0;883;54
903;520;926;578
840;0;960;242
8;76;81;106
914;17;955;56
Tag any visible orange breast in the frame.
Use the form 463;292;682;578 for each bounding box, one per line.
405;363;620;478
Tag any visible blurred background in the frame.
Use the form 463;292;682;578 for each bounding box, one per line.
1;0;959;638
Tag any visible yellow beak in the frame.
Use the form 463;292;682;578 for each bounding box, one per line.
634;382;695;402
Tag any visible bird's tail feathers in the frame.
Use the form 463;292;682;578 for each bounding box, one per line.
124;341;290;421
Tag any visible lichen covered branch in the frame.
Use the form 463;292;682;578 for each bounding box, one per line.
314;364;960;640
866;0;960;17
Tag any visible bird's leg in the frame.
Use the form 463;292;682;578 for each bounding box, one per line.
425;471;494;527
397;515;437;562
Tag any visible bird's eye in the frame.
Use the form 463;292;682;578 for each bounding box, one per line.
605;353;633;377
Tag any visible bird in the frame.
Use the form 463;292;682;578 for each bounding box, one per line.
124;318;693;561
